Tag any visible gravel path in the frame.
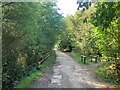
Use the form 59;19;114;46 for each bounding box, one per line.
30;50;113;88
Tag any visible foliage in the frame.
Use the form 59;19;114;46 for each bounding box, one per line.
58;31;73;51
2;1;120;89
91;2;120;83
59;1;120;85
2;2;63;89
70;51;82;63
59;6;96;54
16;52;56;88
96;62;120;87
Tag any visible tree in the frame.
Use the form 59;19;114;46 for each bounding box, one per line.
2;2;64;89
91;2;120;83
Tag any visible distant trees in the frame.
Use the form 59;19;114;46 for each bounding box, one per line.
2;2;64;89
59;5;95;54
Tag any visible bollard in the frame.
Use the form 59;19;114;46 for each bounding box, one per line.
83;56;86;64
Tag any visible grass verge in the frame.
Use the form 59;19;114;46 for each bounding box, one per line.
96;62;120;87
70;51;89;64
16;53;56;88
70;51;81;63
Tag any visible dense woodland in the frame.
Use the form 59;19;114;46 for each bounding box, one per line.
2;2;64;89
2;1;120;89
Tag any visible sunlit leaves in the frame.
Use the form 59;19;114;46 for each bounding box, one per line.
90;2;120;83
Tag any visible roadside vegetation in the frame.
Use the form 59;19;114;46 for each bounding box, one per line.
70;51;81;63
16;53;56;88
96;62;120;87
2;2;64;90
70;51;98;64
2;1;120;89
58;1;120;86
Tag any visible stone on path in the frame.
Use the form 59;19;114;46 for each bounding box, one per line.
51;78;60;84
53;75;62;79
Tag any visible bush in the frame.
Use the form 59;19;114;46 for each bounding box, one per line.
96;61;120;87
2;2;63;89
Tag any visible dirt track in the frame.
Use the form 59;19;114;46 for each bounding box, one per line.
30;50;113;88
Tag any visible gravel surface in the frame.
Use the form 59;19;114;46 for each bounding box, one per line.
30;50;113;88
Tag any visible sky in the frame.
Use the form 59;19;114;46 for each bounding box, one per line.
56;0;78;17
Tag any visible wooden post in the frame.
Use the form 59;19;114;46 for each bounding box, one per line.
84;56;86;64
95;56;97;63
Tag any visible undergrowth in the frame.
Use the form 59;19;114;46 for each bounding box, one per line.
15;53;56;88
96;62;120;87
